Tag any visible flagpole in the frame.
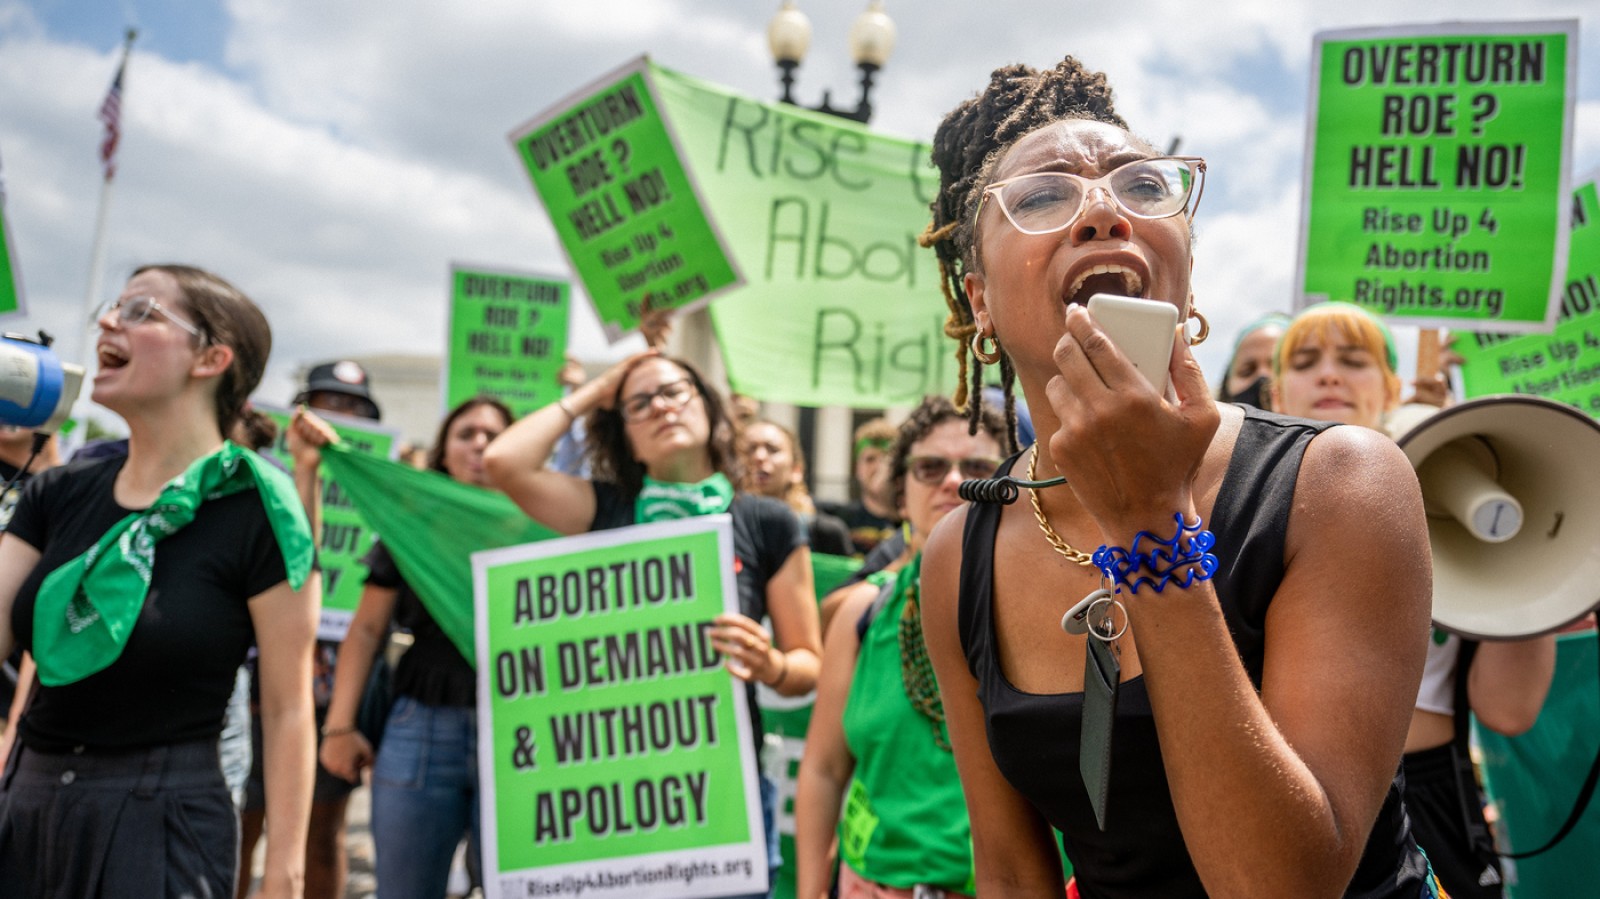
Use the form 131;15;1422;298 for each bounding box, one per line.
71;27;135;444
81;28;136;335
81;176;115;333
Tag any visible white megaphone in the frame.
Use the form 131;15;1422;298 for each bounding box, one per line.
1390;395;1600;640
1;332;84;434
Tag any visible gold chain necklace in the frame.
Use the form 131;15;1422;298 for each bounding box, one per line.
1027;444;1096;568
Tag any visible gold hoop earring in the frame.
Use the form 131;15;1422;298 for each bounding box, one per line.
971;331;1001;365
1186;308;1210;347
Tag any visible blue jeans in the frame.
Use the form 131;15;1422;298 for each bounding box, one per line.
370;696;479;899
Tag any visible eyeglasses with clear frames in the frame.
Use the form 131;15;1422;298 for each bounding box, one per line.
620;379;697;423
906;455;1003;486
974;156;1207;238
92;295;208;343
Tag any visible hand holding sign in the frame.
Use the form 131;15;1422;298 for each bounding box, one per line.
639;295;675;349
708;612;782;685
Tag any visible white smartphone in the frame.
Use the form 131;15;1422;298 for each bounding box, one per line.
1086;294;1179;396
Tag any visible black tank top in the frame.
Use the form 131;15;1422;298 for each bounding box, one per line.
959;407;1432;897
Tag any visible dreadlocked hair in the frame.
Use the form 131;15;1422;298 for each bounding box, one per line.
919;56;1127;454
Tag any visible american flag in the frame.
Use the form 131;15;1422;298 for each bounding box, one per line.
98;57;127;182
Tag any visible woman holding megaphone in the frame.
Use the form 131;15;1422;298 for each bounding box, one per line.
1271;301;1557;899
0;265;319;898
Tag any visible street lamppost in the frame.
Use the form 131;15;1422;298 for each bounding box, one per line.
763;3;899;500
767;1;896;124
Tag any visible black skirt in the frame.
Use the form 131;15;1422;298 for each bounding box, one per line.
0;738;237;898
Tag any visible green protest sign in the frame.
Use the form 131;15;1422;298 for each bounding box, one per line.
649;63;949;408
1454;177;1600;415
474;516;767;899
511;59;743;343
0;154;22;317
1298;21;1577;332
446;265;569;418
254;403;400;639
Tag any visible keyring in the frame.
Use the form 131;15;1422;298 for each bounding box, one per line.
1086;596;1128;643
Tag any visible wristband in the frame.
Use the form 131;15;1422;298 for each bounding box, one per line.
1092;513;1219;595
556;397;578;420
320;724;358;738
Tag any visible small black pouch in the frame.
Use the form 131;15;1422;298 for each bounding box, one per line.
1080;634;1120;831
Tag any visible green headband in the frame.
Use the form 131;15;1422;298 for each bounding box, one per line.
1228;312;1292;362
855;436;892;457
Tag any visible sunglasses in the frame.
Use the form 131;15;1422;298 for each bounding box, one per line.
906;455;1002;486
976;156;1206;238
93;295;207;343
620;379;697;423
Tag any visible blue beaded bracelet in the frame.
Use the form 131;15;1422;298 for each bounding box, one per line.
1092;513;1219;595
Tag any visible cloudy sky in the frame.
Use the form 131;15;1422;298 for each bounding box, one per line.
2;0;1597;420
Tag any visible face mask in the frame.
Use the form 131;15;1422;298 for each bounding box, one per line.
1224;375;1270;409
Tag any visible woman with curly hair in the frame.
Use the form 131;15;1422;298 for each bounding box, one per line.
916;58;1440;897
795;395;1004;899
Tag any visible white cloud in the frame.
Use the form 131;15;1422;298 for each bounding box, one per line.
3;0;1597;424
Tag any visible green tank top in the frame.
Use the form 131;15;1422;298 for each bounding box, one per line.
839;556;975;892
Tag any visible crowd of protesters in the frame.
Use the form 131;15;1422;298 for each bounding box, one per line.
0;52;1591;899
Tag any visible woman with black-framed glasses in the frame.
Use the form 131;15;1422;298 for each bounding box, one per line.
0;265;319;898
915;58;1438;898
485;350;822;897
794;395;1004;899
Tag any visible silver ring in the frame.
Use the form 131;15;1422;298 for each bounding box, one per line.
1086;596;1128;642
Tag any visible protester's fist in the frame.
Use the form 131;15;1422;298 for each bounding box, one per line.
318;728;374;784
286;406;339;470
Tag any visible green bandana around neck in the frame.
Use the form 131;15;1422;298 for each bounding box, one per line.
33;441;315;687
634;472;734;523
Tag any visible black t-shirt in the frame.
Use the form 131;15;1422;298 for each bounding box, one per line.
363;541;475;708
820;499;898;556
8;456;292;752
803;511;854;557
589;482;805;623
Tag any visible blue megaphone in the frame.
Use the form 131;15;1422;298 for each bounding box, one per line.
1;332;84;433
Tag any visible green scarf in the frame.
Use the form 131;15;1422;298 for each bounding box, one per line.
33;442;315;687
318;443;559;666
634;473;734;523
